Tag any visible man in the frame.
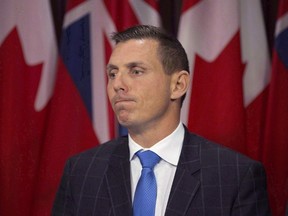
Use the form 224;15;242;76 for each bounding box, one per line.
52;25;270;215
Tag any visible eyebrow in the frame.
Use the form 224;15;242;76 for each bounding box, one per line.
126;61;146;68
106;64;117;72
106;61;146;71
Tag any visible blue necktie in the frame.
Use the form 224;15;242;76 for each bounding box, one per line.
133;150;161;216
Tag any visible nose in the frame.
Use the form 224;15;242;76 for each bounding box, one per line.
112;72;127;93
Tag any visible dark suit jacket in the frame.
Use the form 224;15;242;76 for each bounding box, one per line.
52;128;271;216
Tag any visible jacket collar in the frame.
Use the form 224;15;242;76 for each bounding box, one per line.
165;127;201;215
105;137;132;216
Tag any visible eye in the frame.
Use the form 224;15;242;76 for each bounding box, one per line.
107;69;117;79
131;68;144;76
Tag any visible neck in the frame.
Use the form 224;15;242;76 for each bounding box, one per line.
128;119;180;148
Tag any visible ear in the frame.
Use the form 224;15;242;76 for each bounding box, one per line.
170;70;190;100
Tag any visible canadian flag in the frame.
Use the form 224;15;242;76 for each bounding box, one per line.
0;1;58;215
178;0;270;156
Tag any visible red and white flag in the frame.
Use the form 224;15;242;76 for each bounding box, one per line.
178;0;270;158
0;1;58;215
263;0;288;215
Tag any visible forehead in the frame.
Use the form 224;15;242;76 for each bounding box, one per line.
110;39;160;61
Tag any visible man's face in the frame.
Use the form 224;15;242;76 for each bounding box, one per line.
106;39;175;131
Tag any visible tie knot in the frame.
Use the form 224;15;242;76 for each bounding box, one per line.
136;150;161;169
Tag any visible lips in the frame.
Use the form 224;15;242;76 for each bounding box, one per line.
112;95;135;106
115;99;132;103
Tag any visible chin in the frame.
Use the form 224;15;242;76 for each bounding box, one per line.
117;117;131;127
116;110;134;126
118;118;139;131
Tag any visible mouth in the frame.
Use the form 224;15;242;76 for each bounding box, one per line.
115;99;128;103
113;96;135;106
115;99;134;106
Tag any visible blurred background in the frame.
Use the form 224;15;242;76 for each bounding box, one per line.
0;0;287;215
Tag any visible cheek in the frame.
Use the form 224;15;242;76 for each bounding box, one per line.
140;83;171;108
107;85;114;102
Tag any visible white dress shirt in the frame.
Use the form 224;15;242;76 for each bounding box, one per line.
129;122;184;216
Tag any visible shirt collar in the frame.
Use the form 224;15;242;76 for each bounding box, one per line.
128;122;184;166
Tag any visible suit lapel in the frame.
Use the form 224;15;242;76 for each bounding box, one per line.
105;137;132;216
165;129;201;216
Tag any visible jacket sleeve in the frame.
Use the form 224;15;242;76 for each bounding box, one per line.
232;162;271;216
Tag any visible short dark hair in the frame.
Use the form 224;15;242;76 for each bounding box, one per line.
111;25;190;105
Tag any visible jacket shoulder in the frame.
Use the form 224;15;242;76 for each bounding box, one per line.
65;136;129;173
185;130;262;166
